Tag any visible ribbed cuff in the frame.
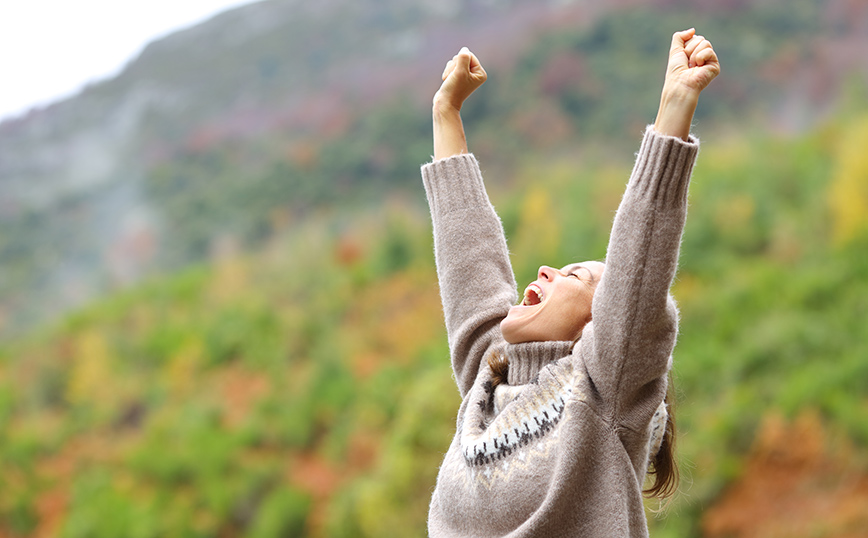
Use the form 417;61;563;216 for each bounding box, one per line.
420;153;490;216
504;340;575;385
633;125;699;206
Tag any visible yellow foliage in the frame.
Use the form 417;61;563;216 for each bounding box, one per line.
163;338;204;396
512;187;561;263
66;329;114;405
702;137;750;175
713;194;755;233
208;257;249;303
671;273;702;303
592;166;630;218
828;116;868;246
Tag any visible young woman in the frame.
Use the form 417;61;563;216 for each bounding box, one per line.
420;29;719;537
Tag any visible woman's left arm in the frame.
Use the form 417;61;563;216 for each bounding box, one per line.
654;29;721;140
583;29;719;423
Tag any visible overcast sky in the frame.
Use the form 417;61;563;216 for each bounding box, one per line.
0;0;259;121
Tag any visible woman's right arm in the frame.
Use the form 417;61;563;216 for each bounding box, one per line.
423;49;517;397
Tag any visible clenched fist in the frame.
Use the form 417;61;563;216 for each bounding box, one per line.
433;47;488;113
663;28;720;98
654;28;721;140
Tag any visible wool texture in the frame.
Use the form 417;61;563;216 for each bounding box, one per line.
420;126;699;538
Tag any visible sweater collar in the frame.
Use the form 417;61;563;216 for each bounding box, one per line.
502;340;575;385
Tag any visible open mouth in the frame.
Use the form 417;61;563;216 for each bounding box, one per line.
521;283;544;306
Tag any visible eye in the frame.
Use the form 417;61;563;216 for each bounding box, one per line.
568;273;582;280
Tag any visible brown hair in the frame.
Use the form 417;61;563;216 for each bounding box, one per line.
487;350;509;389
643;379;679;499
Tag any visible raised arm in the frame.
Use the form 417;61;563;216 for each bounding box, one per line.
433;47;487;160
423;48;516;397
654;29;721;140
583;29;719;422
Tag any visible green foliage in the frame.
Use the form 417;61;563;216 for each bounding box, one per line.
5;109;868;536
327;367;456;538
3;1;868;533
247;486;311;538
4;111;867;536
4;107;868;536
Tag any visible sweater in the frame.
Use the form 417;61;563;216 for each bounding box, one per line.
420;126;699;538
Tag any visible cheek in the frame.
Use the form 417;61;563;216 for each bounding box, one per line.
545;298;589;340
554;310;587;340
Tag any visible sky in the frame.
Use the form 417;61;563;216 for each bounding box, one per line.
0;0;259;122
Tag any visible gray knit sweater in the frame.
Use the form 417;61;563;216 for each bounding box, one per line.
420;127;699;538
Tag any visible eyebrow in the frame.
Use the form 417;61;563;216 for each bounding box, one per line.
563;264;594;282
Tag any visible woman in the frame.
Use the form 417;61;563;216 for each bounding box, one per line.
420;29;719;537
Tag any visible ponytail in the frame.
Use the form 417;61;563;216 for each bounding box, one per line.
644;380;679;499
487;350;509;389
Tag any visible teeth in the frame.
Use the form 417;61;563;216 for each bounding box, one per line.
522;283;544;306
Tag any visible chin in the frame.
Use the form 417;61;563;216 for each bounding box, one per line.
500;321;517;344
500;319;528;344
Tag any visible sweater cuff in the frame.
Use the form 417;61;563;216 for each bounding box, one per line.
420;153;491;216
633;125;700;206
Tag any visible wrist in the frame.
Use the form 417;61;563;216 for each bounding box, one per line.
658;84;699;110
433;98;461;120
432;103;468;161
654;88;699;141
433;101;463;133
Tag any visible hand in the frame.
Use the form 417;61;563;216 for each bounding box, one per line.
662;29;720;99
654;29;720;140
433;47;487;113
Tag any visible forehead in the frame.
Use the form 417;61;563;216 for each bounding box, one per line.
561;263;593;276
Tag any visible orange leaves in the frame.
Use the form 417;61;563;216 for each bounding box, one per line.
333;234;365;268
341;270;442;380
214;365;271;429
702;411;868;538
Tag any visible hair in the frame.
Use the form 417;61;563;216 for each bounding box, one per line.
488;350;509;388
643;378;679;500
487;353;680;501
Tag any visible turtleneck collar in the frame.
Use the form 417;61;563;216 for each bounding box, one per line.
503;340;576;385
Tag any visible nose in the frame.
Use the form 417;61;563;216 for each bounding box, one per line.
538;266;556;282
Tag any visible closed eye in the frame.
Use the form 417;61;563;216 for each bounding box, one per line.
563;266;593;282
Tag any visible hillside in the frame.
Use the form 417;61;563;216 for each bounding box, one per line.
2;1;868;534
2;108;868;536
2;0;868;336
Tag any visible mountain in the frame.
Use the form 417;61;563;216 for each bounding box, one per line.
2;1;868;536
1;0;866;336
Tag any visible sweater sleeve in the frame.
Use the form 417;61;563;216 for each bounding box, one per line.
581;126;698;428
421;154;517;398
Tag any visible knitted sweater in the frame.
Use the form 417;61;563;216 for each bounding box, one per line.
420;126;699;538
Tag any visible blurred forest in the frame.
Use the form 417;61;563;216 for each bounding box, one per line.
2;0;868;536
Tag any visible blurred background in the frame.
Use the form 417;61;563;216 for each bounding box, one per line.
1;0;867;536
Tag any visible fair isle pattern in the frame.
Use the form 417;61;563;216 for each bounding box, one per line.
459;358;581;469
457;417;565;490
